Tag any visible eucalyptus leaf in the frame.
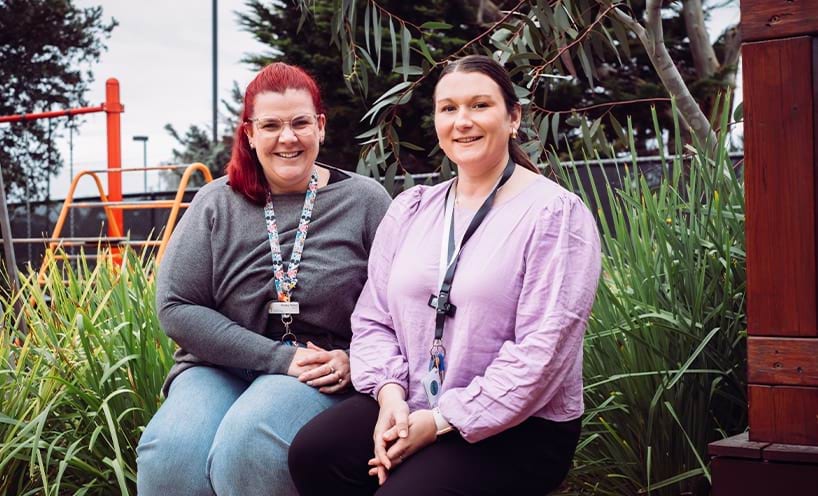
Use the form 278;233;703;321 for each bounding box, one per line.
400;24;411;80
420;21;452;30
733;102;743;122
389;18;397;70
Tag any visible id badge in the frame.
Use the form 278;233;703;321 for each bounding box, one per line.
269;301;300;315
422;367;442;408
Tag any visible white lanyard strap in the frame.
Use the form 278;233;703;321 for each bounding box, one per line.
430;158;516;342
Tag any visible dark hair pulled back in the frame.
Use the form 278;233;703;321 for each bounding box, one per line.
437;55;539;174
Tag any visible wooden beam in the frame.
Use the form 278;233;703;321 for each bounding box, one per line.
744;37;817;336
708;432;769;459
741;0;818;42
764;443;818;463
748;337;818;386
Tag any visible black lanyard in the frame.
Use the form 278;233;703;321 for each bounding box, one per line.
429;158;516;343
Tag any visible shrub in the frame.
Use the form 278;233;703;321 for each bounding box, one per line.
0;250;174;495
561;105;746;495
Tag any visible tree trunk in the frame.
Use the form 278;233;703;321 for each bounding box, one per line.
683;0;718;79
612;0;719;149
721;25;742;88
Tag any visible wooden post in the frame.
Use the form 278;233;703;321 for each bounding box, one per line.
709;1;818;493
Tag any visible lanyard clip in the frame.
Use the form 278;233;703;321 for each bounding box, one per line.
428;291;457;317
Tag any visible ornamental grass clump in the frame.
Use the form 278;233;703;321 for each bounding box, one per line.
559;104;746;495
0;249;174;495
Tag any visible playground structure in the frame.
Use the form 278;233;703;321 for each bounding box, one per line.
35;162;213;283
0;78;213;286
0;78;126;235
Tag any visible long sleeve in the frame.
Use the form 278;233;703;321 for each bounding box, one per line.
438;195;602;442
156;188;297;375
350;188;424;398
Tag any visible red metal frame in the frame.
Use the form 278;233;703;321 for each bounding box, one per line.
0;78;124;236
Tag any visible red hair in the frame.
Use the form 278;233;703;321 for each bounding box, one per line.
227;63;325;204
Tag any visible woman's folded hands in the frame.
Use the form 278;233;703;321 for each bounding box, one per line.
289;341;350;394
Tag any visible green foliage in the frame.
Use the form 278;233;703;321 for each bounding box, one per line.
0;0;116;201
559;104;746;495
238;0;482;175
293;0;741;194
162;123;231;187
0;250;174;495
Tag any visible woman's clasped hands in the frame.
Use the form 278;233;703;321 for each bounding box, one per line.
288;341;350;394
368;384;437;485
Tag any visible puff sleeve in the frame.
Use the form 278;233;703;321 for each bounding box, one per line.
350;187;425;399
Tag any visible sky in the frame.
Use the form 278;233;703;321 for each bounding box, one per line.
50;0;268;197
46;1;740;199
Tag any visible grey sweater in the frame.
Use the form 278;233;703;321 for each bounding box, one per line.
156;170;392;395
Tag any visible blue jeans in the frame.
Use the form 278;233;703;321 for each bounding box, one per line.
136;366;346;496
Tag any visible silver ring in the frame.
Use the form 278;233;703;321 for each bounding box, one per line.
329;365;336;375
338;376;343;384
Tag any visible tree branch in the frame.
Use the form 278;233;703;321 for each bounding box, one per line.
532;96;673;115
720;24;742;88
610;6;648;47
682;0;718;79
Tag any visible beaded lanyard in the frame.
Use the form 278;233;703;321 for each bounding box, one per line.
264;167;319;345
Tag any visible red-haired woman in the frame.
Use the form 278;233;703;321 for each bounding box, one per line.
136;62;391;496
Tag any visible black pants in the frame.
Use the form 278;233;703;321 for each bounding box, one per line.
289;393;581;496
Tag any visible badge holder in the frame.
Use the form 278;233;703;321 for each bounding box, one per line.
423;340;446;407
269;299;300;346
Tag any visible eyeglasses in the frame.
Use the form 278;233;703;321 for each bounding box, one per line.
246;114;320;138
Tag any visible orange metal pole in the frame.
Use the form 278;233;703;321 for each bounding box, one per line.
0;105;105;123
156;162;213;265
104;78;124;236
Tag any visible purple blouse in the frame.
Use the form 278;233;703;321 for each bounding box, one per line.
350;175;601;442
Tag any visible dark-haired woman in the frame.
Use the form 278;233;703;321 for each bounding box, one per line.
136;62;391;496
288;55;602;495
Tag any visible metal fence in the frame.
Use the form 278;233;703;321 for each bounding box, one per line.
1;152;743;272
1;189;198;274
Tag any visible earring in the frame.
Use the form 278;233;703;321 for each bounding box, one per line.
511;128;518;140
249;141;255;149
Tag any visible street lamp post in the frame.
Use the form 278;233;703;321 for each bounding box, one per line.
132;135;148;193
213;0;218;143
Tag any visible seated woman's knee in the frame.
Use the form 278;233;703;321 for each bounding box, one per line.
207;409;292;493
288;422;322;476
137;419;214;495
